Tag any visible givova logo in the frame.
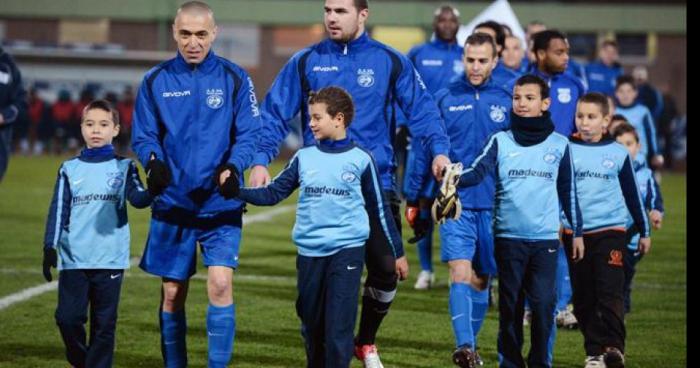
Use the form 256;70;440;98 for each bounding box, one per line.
247;77;260;117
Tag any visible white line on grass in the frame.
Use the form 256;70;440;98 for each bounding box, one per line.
0;205;295;311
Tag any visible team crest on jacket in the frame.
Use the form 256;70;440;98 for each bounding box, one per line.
543;148;562;165
489;105;507;123
341;163;360;183
357;69;375;88
206;89;224;109
557;88;572;103
601;156;616;170
107;172;124;189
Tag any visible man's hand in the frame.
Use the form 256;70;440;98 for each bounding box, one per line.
248;165;271;187
215;164;240;199
571;237;585;262
649;210;663;230
638;237;652;255
0;113;5;125
42;248;57;282
145;155;171;196
404;201;419;228
395;256;409;281
432;154;451;181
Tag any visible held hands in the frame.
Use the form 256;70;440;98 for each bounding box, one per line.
432;154;451;181
145;154;171;196
248;165;271;187
216;164;240;199
42;248;57;282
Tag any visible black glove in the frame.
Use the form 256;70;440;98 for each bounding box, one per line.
215;163;240;199
408;217;431;244
145;155;171;196
42;248;57;282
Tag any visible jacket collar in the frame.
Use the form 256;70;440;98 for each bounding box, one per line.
174;50;218;73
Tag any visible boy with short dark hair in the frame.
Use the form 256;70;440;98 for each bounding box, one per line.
237;86;403;368
42;99;152;368
564;92;651;368
615;75;663;169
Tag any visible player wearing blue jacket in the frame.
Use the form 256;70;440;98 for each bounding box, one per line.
415;33;512;367
248;1;451;365
523;30;586;137
130;3;261;367
0;46;27;182
472;21;519;88
585;40;623;97
43;100;152;368
612;123;664;315
238;87;402;367
403;4;462;291
457;75;584;368
563;93;651;368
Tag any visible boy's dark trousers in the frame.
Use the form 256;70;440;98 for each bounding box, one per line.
563;230;627;356
55;269;124;368
623;247;643;314
296;246;364;368
495;238;559;368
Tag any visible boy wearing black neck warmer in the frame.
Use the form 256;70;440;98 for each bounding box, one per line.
457;75;584;368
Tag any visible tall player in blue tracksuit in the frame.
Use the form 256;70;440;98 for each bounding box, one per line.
585;40;623;97
413;33;512;367
238;86;402;368
403;4;463;291
563;93;651;368
457;75;584;368
472;21;518;88
130;3;261;367
612;123;664;314
247;1;451;365
43;100;152;368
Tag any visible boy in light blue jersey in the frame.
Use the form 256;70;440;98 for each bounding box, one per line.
236;87;403;368
612;123;664;314
614;75;664;169
456;74;584;368
563;93;651;368
42;100;152;368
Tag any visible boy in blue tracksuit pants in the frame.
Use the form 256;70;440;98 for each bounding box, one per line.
562;93;651;368
612;123;664;314
403;4;463;290
42;100;152;368
237;87;403;367
457;75;584;368
406;33;512;367
248;2;451;363
130;4;261;367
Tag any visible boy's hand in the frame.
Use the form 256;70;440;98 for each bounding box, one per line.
249;165;271;187
145;155;171;196
395;256;409;281
216;164;240;199
649;210;663;230
42;248;57;282
638;237;652;255
571;237;585;262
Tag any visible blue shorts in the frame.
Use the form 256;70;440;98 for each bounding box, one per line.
139;209;243;281
439;209;497;276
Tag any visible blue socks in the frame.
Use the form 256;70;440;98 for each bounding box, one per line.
470;285;490;347
161;309;187;368
449;282;474;348
417;208;434;272
207;303;236;368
